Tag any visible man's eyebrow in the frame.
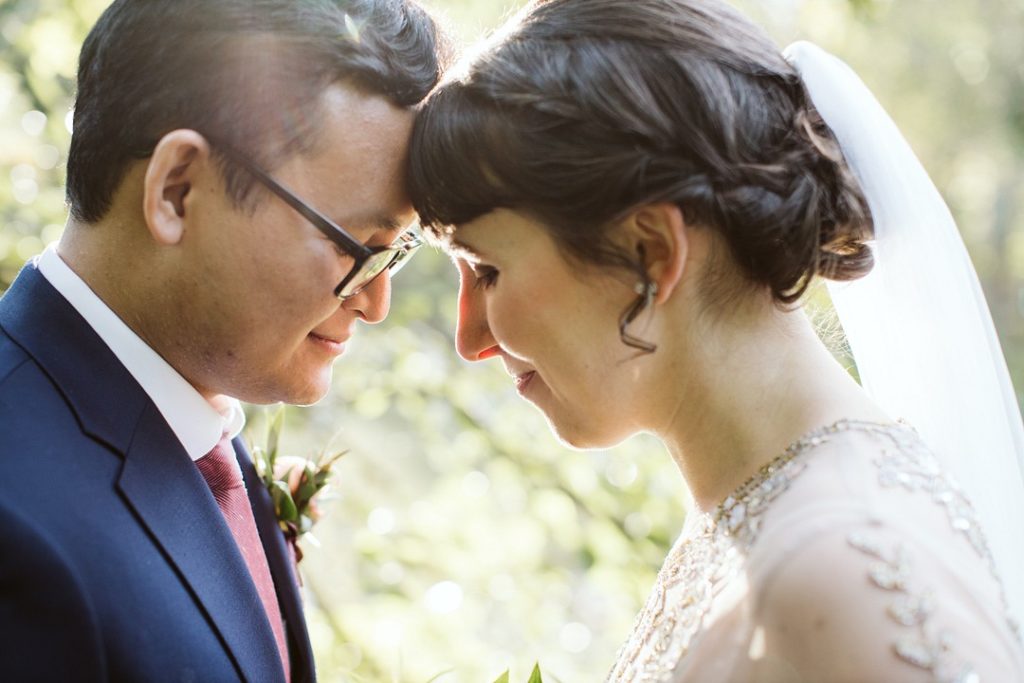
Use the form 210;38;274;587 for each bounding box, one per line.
337;214;405;232
375;216;404;232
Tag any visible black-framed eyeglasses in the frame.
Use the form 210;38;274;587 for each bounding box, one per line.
215;144;424;300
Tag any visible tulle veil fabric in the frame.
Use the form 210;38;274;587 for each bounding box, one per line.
785;41;1024;630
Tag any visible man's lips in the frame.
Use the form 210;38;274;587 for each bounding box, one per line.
311;331;348;344
308;331;350;354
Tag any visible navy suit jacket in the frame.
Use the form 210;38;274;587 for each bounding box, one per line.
0;263;316;682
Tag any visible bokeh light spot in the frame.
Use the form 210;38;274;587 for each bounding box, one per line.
21;110;47;136
13;178;39;205
605;458;638;488
424;580;463;614
461;470;491;498
559;622;592;653
35;144;60;170
624;511;653;539
367;507;396;535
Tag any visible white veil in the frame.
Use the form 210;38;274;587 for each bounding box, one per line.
785;41;1024;630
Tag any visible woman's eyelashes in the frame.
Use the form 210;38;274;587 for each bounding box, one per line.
471;264;500;289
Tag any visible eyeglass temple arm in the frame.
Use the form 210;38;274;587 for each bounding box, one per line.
216;147;371;258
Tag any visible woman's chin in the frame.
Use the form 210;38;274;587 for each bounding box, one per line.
544;413;634;451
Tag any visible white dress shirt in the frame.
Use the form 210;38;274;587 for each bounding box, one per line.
36;244;245;460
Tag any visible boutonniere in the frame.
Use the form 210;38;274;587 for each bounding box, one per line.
251;408;345;579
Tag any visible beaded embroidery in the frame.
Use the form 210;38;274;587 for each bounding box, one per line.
842;421;1020;683
605;420;855;683
604;420;1014;683
846;532;979;683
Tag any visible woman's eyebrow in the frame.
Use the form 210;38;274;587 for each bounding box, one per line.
447;237;488;261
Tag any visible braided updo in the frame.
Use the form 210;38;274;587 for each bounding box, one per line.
409;0;873;306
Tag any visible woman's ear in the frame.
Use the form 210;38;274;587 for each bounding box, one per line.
626;202;688;304
142;129;211;245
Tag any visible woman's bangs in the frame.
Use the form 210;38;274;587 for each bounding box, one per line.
408;85;515;237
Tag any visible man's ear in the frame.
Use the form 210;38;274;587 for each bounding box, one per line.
142;129;211;245
625;202;688;304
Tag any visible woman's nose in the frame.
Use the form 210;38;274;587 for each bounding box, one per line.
455;264;498;362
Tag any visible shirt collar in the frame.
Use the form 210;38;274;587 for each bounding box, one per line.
36;244;245;459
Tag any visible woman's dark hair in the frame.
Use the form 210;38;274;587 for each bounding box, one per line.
67;0;452;223
408;0;873;307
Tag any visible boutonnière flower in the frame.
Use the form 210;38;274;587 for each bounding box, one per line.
251;408;345;575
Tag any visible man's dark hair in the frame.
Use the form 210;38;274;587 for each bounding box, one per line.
67;0;450;223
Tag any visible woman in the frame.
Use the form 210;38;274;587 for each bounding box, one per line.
408;0;1024;680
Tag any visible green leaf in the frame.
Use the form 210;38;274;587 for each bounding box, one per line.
250;445;268;482
526;664;543;683
317;448;347;470
266;406;285;462
297;465;318;505
491;671;509;683
313;470;332;489
271;480;298;522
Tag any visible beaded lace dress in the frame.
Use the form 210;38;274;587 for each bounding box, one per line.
606;421;1024;682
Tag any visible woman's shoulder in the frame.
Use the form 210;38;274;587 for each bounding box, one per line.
744;522;1023;682
754;420;989;554
751;420;1006;606
742;420;1024;682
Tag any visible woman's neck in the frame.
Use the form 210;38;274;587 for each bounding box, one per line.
655;304;889;513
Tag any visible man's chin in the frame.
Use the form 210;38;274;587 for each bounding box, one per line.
286;374;333;407
239;367;334;407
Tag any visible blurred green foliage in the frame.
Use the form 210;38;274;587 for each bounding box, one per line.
2;0;1022;681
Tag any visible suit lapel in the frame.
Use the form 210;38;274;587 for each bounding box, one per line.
0;264;143;451
2;265;286;683
118;407;285;683
237;439;316;682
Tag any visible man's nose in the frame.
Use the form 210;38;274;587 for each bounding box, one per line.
345;271;391;323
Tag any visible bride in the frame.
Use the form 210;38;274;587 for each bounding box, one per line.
408;0;1024;680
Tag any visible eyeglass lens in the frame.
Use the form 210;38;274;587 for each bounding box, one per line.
336;239;421;299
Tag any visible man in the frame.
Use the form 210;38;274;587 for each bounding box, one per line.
0;1;448;680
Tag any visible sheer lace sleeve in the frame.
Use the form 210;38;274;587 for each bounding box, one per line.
752;521;1023;682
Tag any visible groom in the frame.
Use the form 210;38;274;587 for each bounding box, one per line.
0;1;447;681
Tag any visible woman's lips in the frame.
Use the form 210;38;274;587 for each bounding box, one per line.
514;370;536;394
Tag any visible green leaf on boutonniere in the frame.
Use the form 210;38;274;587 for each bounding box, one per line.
491;671;510;683
266;406;284;461
298;465;318;502
312;469;331;489
270;480;298;522
318;448;347;469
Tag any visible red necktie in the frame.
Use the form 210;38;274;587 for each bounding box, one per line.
196;436;291;681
